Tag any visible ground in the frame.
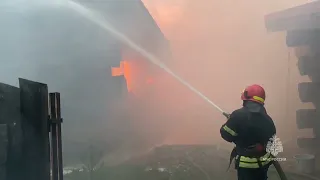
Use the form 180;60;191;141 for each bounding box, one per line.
64;145;320;180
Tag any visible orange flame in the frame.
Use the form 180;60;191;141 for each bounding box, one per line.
111;66;123;76
111;61;133;92
111;59;155;93
122;61;133;92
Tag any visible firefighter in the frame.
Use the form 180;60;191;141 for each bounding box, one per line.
220;84;276;180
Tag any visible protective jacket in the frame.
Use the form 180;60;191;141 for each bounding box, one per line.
220;101;276;169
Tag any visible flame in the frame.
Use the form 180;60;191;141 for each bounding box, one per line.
111;61;133;93
111;66;123;76
111;59;155;94
122;61;133;92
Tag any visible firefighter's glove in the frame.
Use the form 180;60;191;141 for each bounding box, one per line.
222;112;231;119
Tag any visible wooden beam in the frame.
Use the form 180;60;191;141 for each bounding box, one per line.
286;30;320;47
296;109;317;129
49;93;63;180
265;1;320;32
297;137;318;149
298;82;320;103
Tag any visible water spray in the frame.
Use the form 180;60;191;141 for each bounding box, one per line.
65;0;229;118
59;2;291;179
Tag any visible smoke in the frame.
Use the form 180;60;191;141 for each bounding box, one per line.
141;0;314;148
0;0;314;166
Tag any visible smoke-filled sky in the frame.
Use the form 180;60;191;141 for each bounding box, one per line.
142;0;315;145
0;0;316;165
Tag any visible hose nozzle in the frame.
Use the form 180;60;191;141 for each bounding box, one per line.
222;112;230;119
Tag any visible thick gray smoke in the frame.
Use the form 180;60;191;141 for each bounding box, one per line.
143;0;314;153
0;0;314;166
0;0;152;164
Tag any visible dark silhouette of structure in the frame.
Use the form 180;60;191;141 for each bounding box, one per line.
49;93;64;180
0;78;63;180
265;0;320;152
0;0;170;173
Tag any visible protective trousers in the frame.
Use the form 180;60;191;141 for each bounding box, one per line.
237;165;269;180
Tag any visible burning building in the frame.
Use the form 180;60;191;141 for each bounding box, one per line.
0;0;171;164
265;0;320;160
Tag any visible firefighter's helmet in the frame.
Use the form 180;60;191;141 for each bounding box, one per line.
241;84;266;104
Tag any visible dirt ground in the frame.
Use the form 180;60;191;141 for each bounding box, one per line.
125;144;320;180
65;144;320;180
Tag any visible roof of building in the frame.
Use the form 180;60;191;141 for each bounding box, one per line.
75;0;170;59
0;0;171;133
265;1;320;32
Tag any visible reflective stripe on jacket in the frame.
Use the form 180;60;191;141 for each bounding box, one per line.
236;152;272;168
222;125;238;136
